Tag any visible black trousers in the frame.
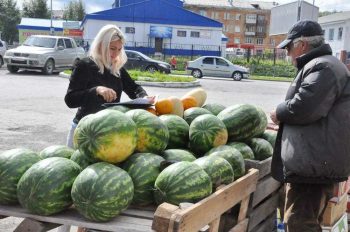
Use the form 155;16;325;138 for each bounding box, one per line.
283;183;334;232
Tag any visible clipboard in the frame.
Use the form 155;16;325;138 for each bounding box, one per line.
102;98;154;109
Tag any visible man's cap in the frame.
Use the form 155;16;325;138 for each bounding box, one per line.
277;20;324;49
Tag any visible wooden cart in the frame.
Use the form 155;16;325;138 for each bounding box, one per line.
0;169;259;232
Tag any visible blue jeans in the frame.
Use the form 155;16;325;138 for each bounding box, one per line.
66;121;77;149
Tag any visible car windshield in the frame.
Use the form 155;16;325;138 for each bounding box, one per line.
133;51;150;60
23;37;56;48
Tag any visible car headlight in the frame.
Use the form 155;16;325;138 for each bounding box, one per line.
4;51;13;56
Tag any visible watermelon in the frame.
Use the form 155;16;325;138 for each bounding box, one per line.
183;107;212;125
70;150;94;170
122;153;164;205
209;149;245;178
74;109;137;164
161;149;196;162
227;142;255;160
159;115;189;149
205;145;234;156
17;157;81;215
39;145;75;159
126;109;169;153
194;156;234;187
154;161;212;205
247;138;273;161
261;130;277;147
0;148;41;204
202;103;226;116
108;105;130;113
71;162;134;222
189;114;228;156
217;104;267;141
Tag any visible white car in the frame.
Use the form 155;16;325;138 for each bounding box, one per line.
4;35;86;74
0;40;6;68
186;56;249;81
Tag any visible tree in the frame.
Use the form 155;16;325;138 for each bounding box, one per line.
63;0;85;21
0;0;21;43
22;0;50;19
319;10;341;17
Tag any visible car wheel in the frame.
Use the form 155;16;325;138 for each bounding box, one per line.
7;65;19;73
0;56;3;68
42;59;55;75
232;71;243;81
191;69;202;78
146;65;158;73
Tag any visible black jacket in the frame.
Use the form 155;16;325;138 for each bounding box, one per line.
65;58;147;123
271;44;350;184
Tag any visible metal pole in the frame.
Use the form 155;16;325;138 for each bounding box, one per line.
297;0;301;21
50;0;53;35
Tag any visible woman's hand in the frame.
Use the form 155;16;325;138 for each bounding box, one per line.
96;86;117;102
269;109;280;125
144;96;156;104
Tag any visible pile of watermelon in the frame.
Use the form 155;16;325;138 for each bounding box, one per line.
0;87;277;222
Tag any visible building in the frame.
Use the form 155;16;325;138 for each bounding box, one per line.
82;0;225;57
17;18;83;44
183;0;277;55
318;11;350;64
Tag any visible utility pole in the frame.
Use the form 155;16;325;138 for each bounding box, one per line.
50;0;54;35
297;0;302;21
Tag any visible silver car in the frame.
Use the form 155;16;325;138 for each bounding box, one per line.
186;56;249;81
4;35;85;74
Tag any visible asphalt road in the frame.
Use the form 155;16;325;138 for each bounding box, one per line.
0;68;290;231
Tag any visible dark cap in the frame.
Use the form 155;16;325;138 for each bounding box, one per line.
277;20;324;49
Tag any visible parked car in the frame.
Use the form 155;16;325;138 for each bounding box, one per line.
124;50;171;74
0;40;7;68
186;56;249;81
4;35;86;74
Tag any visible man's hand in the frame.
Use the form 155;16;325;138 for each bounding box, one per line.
270;109;280;125
96;86;117;102
144;96;156;104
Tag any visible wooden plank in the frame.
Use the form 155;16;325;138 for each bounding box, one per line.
0;205;154;232
248;193;279;231
251;176;281;207
167;169;259;232
152;203;180;232
208;217;220;232
248;212;275;232
14;218;60;232
238;196;250;222
245;157;272;180
228;218;249;232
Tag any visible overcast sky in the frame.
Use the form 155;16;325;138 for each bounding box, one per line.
15;0;350;14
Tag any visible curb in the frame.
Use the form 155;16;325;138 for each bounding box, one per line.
59;72;200;88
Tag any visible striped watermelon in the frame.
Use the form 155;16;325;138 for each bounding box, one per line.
0;148;41;204
209;149;245;178
70;150;94;170
71;162;134;222
183;107;212;125
154;161;212;205
122;153;164;205
189;114;228;156
194;156;234;188
74;109;137;164
159;115;189;149
161;149;197;162
39;145;75;159
227;142;255;160
108;105;130;113
126;109;169;153
202;103;226;116
17;157;81;215
247;138;273;161
217;104;267;141
261;130;277;147
205;145;235;156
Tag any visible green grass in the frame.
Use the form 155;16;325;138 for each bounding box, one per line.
250;75;293;82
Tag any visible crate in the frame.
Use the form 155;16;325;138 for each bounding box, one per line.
322;213;348;232
322;194;348;226
0;169;259;232
244;157;283;232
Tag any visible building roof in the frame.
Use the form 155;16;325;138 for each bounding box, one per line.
83;0;222;28
318;11;350;24
183;0;277;10
18;17;81;31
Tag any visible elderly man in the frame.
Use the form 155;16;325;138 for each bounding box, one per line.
270;20;350;231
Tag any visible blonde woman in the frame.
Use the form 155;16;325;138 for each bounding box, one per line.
64;24;152;148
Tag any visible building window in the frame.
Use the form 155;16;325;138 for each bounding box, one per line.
338;27;343;40
177;30;186;37
223;25;228;32
245;37;253;44
246;26;255;32
190;31;200;38
236;14;241;20
235;26;240;32
257;15;265;21
224;12;231;20
257;26;263;33
234;38;240;44
256;38;263;44
199;10;207;16
329;28;334;40
125;27;135;34
211;11;219;19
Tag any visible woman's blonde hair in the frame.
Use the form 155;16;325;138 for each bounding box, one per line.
89;24;127;76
